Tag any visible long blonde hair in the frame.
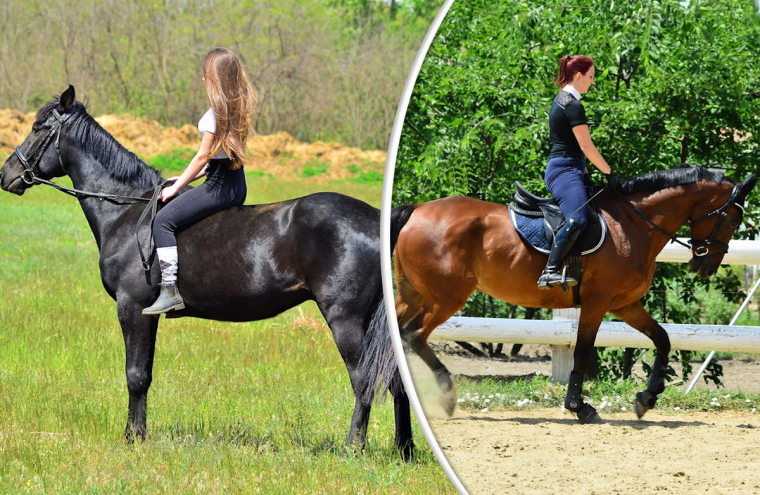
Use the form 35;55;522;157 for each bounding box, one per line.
202;48;258;170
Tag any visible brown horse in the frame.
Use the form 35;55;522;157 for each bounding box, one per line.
391;166;756;423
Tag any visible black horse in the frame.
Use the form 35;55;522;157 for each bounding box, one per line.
0;86;413;458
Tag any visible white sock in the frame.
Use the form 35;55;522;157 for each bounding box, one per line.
156;246;179;286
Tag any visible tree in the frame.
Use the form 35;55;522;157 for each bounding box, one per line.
393;0;760;381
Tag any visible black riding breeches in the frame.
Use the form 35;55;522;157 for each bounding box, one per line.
152;159;247;248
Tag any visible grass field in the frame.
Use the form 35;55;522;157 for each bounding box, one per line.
453;374;760;415
0;173;454;493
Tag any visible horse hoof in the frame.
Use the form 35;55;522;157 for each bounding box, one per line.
340;445;361;458
634;390;657;419
435;373;457;416
398;441;415;462
577;404;604;424
439;392;457;417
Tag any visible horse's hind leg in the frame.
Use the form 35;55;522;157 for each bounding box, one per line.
566;305;607;424
394;255;475;416
118;296;159;442
610;301;671;419
397;304;461;417
318;309;372;452
393;388;414;461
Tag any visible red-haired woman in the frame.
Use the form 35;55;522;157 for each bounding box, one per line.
537;55;619;290
143;47;257;314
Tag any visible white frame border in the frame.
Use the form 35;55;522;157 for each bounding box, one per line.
380;1;468;494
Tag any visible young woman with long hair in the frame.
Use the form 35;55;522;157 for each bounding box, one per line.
537;54;619;290
143;47;257;314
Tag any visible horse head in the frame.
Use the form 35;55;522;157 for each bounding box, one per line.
687;174;757;278
0;85;77;196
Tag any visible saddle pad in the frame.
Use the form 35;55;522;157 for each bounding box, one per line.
509;206;607;256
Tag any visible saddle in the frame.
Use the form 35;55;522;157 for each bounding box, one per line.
510;181;607;255
509;182;608;307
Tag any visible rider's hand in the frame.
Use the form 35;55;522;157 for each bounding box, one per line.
605;172;620;191
159;184;179;202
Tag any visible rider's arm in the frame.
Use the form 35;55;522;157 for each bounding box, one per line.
170;132;215;190
572;125;612;175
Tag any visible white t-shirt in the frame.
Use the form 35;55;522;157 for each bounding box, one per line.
198;108;229;160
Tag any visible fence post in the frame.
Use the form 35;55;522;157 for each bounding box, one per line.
551;308;580;383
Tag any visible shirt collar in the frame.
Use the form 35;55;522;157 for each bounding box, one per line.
562;85;581;101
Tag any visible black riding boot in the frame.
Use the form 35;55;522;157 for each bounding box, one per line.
537;218;584;290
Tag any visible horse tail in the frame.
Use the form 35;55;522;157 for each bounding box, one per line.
358;298;403;406
357;204;418;405
390;204;417;251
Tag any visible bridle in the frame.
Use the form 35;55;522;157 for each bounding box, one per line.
11;108;168;274
686;182;744;257
15;109;69;186
620;181;745;258
12;108;157;204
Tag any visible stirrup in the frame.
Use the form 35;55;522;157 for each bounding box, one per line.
537;266;578;291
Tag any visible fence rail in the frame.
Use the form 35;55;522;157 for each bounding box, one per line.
431;317;760;354
428;238;760;382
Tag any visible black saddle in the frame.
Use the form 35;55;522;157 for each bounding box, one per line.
512;181;605;256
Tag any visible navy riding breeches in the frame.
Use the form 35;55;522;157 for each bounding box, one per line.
152;158;247;248
545;155;589;231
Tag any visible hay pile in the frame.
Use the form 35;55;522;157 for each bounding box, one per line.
0;110;35;153
0;111;385;181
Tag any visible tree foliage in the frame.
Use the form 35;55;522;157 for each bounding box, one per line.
0;0;435;149
393;0;760;380
395;0;760;206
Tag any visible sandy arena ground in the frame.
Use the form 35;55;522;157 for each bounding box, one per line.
408;347;760;494
432;409;760;494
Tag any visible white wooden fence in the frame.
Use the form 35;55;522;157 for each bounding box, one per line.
429;239;760;382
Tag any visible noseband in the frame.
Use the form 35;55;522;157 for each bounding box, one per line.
14;109;69;185
686;182;744;257
620;182;744;258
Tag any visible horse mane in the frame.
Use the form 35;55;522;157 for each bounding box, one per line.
36;99;163;189
619;164;735;195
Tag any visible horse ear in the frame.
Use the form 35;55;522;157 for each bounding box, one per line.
737;174;757;204
60;85;76;112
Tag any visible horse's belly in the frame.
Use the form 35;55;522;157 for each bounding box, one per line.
171;288;314;322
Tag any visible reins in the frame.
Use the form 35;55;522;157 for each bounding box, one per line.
559;179;743;258
13;108;170;273
614;181;744;257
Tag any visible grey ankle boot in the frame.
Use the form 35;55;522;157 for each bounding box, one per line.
142;246;184;315
143;284;184;315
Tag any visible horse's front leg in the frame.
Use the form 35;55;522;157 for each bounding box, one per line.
565;305;607;424
610;301;671;419
118;295;159;442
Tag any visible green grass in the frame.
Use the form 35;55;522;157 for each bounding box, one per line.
349;171;384;186
147;148;196;174
344;163;361;174
0;177;450;493
454;374;760;415
301;160;330;178
244;175;381;208
245;169;265;178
